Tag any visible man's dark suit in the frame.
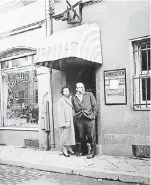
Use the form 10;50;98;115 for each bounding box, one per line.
72;92;97;156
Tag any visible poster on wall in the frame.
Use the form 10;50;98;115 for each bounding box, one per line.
104;68;127;105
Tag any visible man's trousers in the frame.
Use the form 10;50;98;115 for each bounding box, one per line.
74;117;96;155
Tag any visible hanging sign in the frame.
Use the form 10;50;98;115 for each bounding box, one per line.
104;68;127;105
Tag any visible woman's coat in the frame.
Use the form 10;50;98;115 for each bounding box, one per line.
57;96;75;146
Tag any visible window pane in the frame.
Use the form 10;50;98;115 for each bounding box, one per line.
35;89;38;103
12;58;19;67
5;70;38;127
148;50;150;70
147;40;150;48
12;56;32;67
140;40;150;49
19;56;32;66
141;50;147;71
142;77;150;101
141;49;151;71
141;42;146;49
1;61;9;69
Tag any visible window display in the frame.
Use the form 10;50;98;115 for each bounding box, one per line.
6;70;38;127
0;55;39;127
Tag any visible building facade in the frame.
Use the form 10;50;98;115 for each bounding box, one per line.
0;0;150;157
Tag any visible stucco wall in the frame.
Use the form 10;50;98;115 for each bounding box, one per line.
0;0;45;33
81;0;150;156
0;129;38;147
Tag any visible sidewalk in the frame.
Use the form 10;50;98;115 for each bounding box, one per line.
0;146;150;184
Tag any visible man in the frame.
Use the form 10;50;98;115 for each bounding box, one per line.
72;82;97;159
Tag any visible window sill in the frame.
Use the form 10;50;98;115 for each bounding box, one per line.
133;106;151;111
0;127;38;131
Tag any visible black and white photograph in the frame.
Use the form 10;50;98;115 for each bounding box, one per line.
0;0;150;184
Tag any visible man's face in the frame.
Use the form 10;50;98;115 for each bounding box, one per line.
76;83;85;94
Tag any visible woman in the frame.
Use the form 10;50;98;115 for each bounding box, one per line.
57;86;75;157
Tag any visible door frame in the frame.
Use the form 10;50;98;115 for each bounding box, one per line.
64;65;101;144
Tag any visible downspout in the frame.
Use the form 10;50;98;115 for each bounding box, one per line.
45;0;53;36
45;0;55;149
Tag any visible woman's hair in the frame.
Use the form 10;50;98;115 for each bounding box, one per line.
61;86;71;95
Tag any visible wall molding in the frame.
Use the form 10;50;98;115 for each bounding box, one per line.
0;20;45;39
0;0;22;11
0;0;37;12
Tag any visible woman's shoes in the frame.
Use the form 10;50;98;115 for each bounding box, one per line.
63;152;70;157
68;149;75;155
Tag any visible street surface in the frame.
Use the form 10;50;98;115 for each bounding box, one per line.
0;164;142;185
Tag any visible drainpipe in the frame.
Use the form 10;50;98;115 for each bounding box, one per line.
45;0;55;149
45;0;54;36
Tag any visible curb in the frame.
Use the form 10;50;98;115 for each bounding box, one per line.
0;158;150;184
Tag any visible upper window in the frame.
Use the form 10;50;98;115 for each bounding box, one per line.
1;55;33;69
0;47;36;69
132;37;151;110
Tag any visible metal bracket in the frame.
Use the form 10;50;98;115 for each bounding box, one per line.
53;0;82;24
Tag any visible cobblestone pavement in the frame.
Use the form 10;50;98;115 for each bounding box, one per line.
0;164;50;185
0;164;143;185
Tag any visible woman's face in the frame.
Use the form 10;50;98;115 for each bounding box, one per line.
63;88;70;97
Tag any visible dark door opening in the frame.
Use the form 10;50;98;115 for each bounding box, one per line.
66;65;96;96
65;65;98;144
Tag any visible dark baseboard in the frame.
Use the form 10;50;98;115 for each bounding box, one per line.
24;139;39;149
132;145;150;158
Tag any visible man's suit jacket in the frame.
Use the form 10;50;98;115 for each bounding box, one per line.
72;92;97;120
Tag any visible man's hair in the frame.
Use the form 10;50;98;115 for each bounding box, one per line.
76;82;85;88
60;86;71;95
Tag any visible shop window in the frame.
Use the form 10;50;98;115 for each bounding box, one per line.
1;55;39;127
132;38;151;110
1;60;9;69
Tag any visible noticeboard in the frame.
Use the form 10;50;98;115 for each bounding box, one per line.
104;68;127;105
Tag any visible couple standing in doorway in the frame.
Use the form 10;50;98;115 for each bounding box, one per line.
57;82;97;159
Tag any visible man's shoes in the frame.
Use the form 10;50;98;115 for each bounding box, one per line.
87;153;95;159
76;152;84;157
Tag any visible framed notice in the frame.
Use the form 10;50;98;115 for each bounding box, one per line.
104;68;127;105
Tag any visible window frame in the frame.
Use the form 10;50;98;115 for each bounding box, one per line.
131;36;151;111
0;53;39;127
0;52;35;70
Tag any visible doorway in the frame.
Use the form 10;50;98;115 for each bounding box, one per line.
66;65;96;96
65;64;98;144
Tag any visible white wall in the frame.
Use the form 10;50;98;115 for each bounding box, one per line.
82;0;150;156
0;0;45;33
